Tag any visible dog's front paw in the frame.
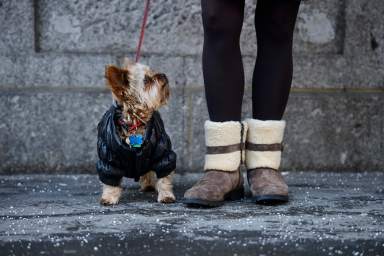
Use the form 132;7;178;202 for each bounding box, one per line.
100;185;122;206
157;191;176;204
100;197;119;206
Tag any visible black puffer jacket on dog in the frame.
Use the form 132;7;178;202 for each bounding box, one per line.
96;105;177;186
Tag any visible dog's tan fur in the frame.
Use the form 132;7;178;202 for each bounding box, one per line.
100;58;175;205
100;184;123;205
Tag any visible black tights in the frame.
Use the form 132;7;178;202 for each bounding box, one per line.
202;0;301;122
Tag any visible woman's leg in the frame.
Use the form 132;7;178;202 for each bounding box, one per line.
201;0;245;122
252;0;301;120
183;0;247;207
244;0;301;205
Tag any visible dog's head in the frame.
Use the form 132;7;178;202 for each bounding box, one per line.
105;59;170;112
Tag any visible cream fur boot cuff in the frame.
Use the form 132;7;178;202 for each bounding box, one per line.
204;120;248;172
244;119;286;170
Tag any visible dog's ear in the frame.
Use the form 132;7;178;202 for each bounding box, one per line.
105;65;130;101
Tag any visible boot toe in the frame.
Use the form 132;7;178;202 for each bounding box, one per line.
184;185;223;202
248;168;289;204
183;190;224;208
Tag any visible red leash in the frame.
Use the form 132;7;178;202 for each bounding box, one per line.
135;0;151;63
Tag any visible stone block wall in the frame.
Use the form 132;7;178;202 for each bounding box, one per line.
0;0;383;173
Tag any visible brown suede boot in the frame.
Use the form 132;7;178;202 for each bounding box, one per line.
184;169;244;207
245;119;288;204
183;120;247;207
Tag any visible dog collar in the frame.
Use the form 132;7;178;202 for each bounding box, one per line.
117;118;144;133
118;118;145;148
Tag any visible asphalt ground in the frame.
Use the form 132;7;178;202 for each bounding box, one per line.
0;172;383;256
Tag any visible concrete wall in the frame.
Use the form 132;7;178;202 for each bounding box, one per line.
0;0;383;173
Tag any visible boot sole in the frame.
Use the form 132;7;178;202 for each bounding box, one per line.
182;187;244;208
251;194;289;205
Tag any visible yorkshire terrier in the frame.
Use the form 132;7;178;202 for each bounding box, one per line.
97;58;176;205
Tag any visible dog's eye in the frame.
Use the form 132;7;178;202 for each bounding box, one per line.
144;75;153;84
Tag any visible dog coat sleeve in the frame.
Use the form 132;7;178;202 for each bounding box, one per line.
96;107;125;186
152;149;177;178
150;112;177;178
96;160;124;186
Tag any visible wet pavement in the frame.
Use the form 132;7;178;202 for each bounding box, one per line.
0;172;383;256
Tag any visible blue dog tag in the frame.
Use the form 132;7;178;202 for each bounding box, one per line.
129;134;143;148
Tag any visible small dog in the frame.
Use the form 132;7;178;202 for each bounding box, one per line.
97;58;176;205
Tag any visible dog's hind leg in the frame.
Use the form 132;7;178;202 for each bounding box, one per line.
139;171;157;192
156;171;176;203
100;182;123;206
